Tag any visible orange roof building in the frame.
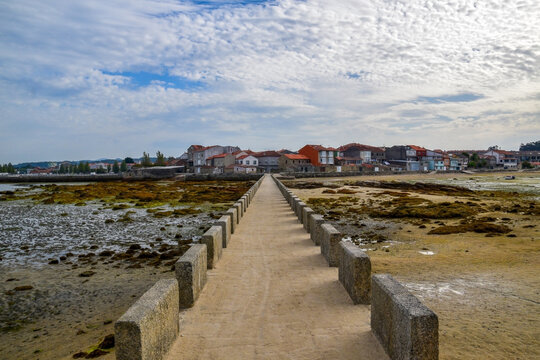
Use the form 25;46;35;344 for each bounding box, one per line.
298;145;335;167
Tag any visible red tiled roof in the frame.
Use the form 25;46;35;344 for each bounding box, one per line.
253;151;281;158
190;145;204;150
338;143;384;152
206;154;227;160
237;154;256;160
233;150;255;156
408;145;426;151
302;144;333;151
493;150;515;156
284;154;310;160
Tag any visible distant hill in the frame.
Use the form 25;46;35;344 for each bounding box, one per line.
13;157;157;169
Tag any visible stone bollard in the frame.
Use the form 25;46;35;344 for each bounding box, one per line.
200;226;223;269
320;223;341;266
371;274;439;360
309;214;325;246
302;207;314;232
296;201;306;222
291;196;300;213
339;241;371;304
115;279;179;360
226;208;238;233
175;244;207;308
216;215;231;248
234;202;243;219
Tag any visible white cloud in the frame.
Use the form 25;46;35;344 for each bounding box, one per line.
0;0;539;162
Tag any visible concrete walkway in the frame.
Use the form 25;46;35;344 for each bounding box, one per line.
165;175;388;360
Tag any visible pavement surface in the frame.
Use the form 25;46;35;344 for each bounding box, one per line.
165;175;388;360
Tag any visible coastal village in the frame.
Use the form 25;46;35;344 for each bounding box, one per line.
6;143;540;176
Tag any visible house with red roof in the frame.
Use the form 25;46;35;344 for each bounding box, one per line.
384;145;425;171
235;154;259;167
253;151;281;173
338;143;385;163
187;144;241;173
298;145;335;171
205;153;236;173
278;154;312;172
484;149;518;168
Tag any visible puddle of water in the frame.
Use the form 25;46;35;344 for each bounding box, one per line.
419;250;435;255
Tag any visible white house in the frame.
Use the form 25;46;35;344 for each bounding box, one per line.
484;149;518;168
236;155;259;167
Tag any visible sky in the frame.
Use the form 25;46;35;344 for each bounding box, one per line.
1;0;539;163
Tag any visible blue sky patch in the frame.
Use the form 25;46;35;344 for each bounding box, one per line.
416;93;484;104
103;71;205;90
345;71;371;81
189;0;273;9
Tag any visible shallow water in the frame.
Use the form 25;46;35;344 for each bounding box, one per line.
419;175;540;199
0;183;31;192
0;200;212;269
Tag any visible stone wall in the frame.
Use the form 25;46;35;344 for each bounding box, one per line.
201;226;223;269
115;279;179;360
216;216;231;248
320;223;341;267
185;173;263;181
339;241;371;304
371;274;439;360
302;207;314;232
309;214;325;246
175;244;207;309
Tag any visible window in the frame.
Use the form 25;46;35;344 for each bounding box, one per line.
246;160;250;165
254;160;257;165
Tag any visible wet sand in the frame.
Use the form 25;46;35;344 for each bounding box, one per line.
1;264;171;360
0;180;252;359
287;171;540;359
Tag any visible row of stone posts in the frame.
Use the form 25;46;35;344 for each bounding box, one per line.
114;175;265;360
271;175;438;360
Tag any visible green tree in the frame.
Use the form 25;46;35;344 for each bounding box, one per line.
113;161;120;173
519;140;540;151
155;151;165;166
120;160;127;172
59;164;65;174
7;163;14;173
84;162;90;173
124;157;134;164
1;164;6;173
522;161;533;169
142;152;152;167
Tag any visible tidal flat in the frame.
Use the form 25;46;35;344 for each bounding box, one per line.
0;180;252;360
286;171;540;360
